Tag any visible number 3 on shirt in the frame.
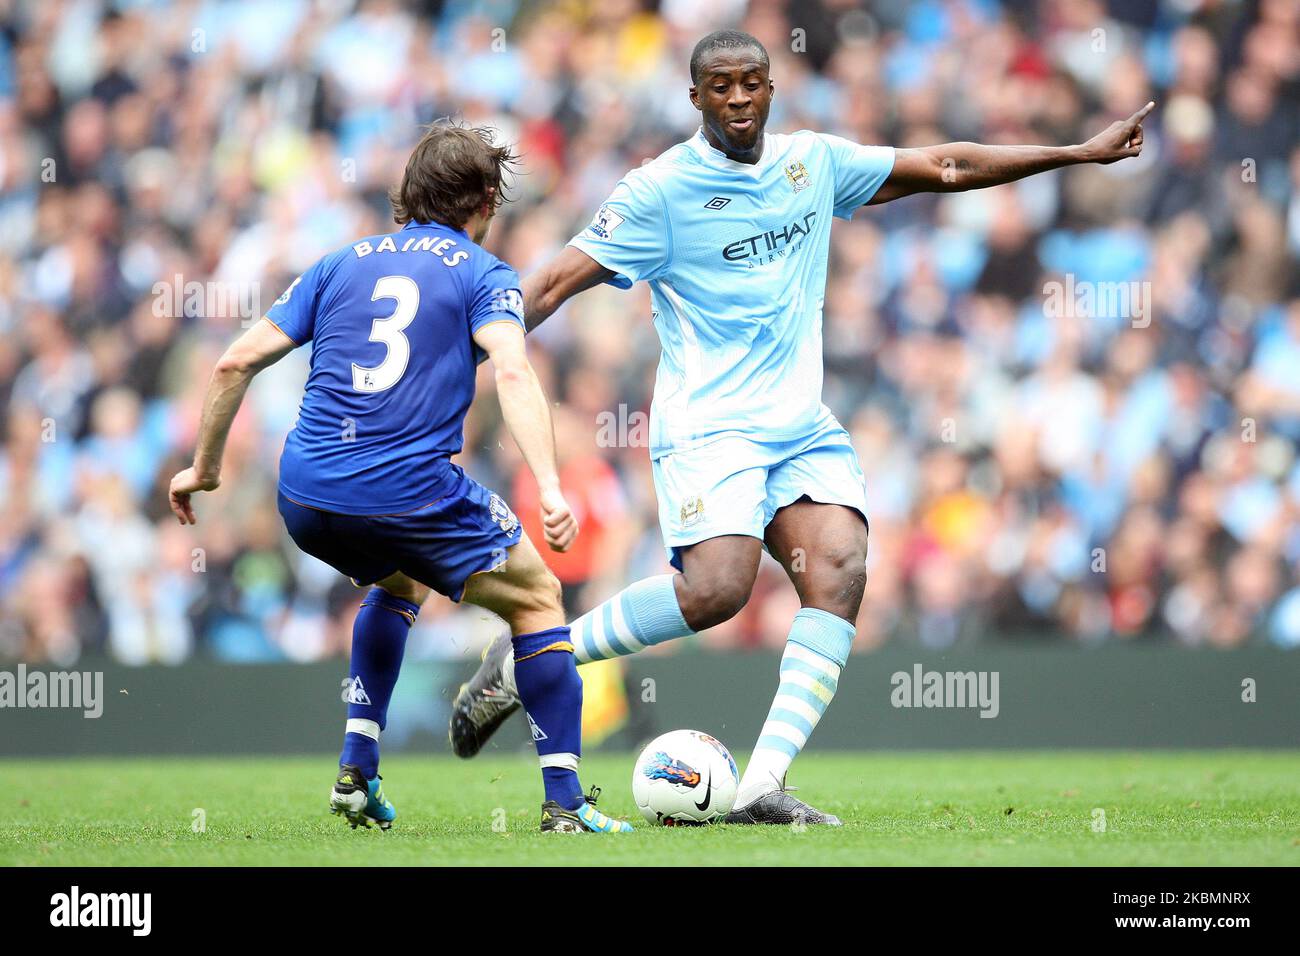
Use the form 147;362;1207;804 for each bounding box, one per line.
353;275;418;392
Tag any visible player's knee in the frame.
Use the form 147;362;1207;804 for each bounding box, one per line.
678;573;753;631
519;567;564;620
540;569;564;613
804;541;868;617
378;577;431;606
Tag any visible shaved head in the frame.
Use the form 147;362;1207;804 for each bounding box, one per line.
690;29;769;84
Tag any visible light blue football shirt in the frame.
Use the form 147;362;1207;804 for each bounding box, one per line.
569;128;894;460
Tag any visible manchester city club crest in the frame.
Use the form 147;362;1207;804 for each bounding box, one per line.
784;160;811;192
680;494;704;528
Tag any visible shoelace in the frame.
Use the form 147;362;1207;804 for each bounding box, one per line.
773;773;799;795
586;786;602;806
469;691;515;722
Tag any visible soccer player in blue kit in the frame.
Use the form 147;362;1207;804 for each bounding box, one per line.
453;30;1154;824
167;124;632;834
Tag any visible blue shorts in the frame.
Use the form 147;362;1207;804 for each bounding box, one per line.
277;465;523;601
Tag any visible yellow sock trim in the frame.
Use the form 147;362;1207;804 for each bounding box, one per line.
361;601;416;627
514;640;574;663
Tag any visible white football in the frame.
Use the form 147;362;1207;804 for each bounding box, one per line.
631;729;739;825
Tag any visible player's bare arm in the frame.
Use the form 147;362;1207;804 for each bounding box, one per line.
168;318;296;525
473;319;578;552
869;101;1155;205
521;246;613;332
521;44;769;333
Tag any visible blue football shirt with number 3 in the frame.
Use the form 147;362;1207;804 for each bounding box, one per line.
267;220;524;515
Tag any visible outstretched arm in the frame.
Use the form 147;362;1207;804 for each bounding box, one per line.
473;320;578;552
869;101;1154;205
168;318;296;524
521;245;614;332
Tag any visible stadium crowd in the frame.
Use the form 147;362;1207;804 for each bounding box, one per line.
0;0;1298;666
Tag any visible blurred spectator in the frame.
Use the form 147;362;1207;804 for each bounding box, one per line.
0;0;1296;665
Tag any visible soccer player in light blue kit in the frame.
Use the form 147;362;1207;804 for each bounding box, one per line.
453;31;1154;823
167;123;632;834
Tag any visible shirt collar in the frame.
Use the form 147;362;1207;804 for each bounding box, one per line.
401;219;470;239
687;127;772;173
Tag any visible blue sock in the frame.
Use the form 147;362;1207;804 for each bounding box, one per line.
512;625;584;810
339;588;419;779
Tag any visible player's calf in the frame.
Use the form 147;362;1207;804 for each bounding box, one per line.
323;575;428;831
462;534;633;832
451;537;761;756
730;501;865;815
724;608;852;823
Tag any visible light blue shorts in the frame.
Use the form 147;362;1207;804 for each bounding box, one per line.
651;420;869;570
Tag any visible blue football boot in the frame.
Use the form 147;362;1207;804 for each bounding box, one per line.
329;764;396;830
539;787;634;833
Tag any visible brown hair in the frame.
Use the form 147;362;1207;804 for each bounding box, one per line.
389;121;517;229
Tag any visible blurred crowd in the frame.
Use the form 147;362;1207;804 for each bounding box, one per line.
0;0;1298;667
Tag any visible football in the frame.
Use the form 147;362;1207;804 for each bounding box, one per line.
631;729;739;825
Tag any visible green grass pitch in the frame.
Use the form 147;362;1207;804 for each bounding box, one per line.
4;751;1297;866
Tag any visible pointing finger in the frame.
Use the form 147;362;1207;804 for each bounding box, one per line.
1128;101;1155;126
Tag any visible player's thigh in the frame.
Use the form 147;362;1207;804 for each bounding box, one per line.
674;533;765;629
460;531;564;635
765;498;868;574
371;571;432;606
763;434;869;613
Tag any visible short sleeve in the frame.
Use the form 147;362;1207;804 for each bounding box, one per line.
265;258;325;344
469;259;525;335
567;173;669;289
821;134;896;219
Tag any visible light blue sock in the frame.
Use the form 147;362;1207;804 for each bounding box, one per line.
737;608;854;806
569;574;693;664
